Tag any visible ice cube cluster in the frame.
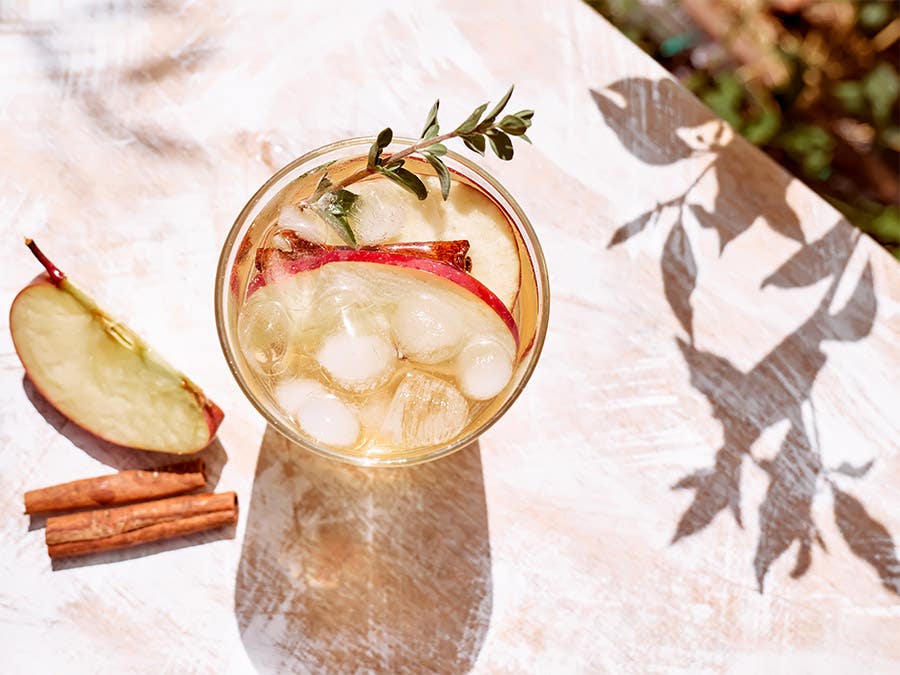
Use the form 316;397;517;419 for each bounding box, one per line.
241;251;516;452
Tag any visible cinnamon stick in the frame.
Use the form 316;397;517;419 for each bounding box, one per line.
45;492;238;559
362;240;472;272
24;460;207;515
258;231;472;272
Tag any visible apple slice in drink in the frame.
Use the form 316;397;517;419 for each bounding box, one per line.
10;240;224;454
249;248;519;408
251;249;517;345
347;175;521;308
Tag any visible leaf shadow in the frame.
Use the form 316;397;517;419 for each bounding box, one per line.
234;425;493;674
596;76;898;595
832;484;900;595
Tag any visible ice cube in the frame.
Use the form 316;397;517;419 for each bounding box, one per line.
309;265;384;330
238;298;290;375
391;292;464;364
455;338;513;400
357;388;392;437
316;331;397;392
279;204;330;244
275;378;360;448
383;371;468;448
347;183;405;244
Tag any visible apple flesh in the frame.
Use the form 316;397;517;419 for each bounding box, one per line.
345;176;521;308
10;240;224;454
249;249;519;449
249;248;519;347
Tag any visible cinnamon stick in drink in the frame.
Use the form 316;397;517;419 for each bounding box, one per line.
257;232;472;272
45;492;238;559
24;460;207;515
361;240;473;272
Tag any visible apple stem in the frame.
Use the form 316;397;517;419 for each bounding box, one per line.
25;238;66;287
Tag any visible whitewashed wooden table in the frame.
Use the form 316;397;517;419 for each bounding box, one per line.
1;1;899;673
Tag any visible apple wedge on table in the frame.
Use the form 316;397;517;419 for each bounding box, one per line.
9;240;223;454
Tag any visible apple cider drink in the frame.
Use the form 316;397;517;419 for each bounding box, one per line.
238;165;536;460
218;89;547;464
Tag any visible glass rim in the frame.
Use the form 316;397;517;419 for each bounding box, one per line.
214;136;550;467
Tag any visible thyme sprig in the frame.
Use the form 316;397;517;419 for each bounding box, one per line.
300;85;533;246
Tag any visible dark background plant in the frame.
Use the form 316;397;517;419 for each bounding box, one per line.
586;0;900;259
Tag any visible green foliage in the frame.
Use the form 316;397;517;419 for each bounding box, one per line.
313;188;359;247
376;165;428;200
777;125;835;180
584;0;899;258
307;86;534;246
701;73;744;128
862;63;900;126
870;206;900;245
693;73;782;145
858;2;891;30
367;128;393;169
452;86;533;160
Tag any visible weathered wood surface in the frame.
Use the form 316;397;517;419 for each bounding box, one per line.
1;1;898;673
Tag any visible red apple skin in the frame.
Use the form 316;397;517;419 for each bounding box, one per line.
199;397;226;439
10;274;224;454
249;249;520;347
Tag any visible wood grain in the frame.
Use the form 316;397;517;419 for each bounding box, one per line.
1;0;898;672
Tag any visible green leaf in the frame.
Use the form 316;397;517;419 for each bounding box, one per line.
481;84;514;126
512;109;534;121
742;101;781;146
311;203;357;247
863;63;900;126
486;128;514;160
833;81;866;116
312;174;333;199
498;114;529;135
701;73;744;129
332;188;359;213
423;123;439;139
376;127;393;150
519;132;532;144
366;127;394;169
368;127;393;168
421;99;440;138
462;134;486;155
377;166;428;200
455;102;488;134
859;2;890;29
427;143;448;157
868;205;900;245
383;158;404;171
777;124;835;177
423;152;451;200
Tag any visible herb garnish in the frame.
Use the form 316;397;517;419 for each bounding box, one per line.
300;85;533;246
